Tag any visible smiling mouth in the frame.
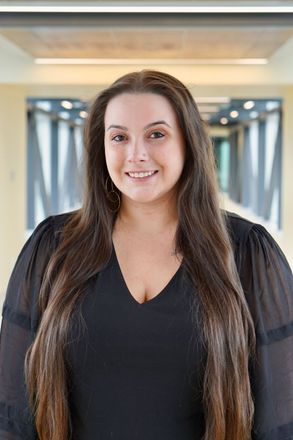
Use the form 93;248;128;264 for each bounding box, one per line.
126;170;158;179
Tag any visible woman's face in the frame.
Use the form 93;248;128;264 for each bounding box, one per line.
104;92;185;207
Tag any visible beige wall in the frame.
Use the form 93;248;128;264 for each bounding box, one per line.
0;85;27;300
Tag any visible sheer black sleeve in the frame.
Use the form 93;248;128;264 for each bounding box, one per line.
0;217;56;440
239;223;293;440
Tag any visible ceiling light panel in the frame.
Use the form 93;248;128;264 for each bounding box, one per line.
34;58;268;65
220;117;229;125
243;100;255;110
230;110;239;118
1;5;293;13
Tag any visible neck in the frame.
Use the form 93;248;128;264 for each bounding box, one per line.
115;194;178;236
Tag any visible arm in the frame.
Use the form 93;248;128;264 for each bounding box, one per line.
239;224;293;440
0;217;56;440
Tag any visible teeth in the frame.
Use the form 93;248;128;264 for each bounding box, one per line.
128;171;156;178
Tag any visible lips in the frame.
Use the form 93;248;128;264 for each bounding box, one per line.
125;170;158;174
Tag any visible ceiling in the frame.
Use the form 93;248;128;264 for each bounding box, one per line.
1;1;293;62
0;1;291;123
1;27;292;60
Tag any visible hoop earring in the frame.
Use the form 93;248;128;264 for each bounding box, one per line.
104;176;121;213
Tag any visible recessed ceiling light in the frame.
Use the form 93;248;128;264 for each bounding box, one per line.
220;117;229;125
79;111;88;119
61;100;73;110
243;100;255;110
230;110;239;118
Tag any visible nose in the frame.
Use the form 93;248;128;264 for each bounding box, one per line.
127;139;148;163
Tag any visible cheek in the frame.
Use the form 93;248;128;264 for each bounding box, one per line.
153;148;168;163
104;143;110;164
176;142;186;166
171;150;185;178
105;146;123;169
105;146;117;164
161;143;185;170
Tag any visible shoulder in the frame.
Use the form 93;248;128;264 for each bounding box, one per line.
224;210;256;247
39;209;77;233
30;210;78;248
223;210;291;274
223;213;292;343
223;210;257;268
26;209;80;276
3;210;78;329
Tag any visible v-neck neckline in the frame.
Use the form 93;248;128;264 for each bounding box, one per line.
111;243;183;306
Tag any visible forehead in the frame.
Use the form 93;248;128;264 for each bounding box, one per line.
104;92;178;125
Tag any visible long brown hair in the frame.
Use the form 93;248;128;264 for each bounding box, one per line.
25;70;256;440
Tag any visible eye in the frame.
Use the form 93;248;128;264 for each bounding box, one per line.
111;134;126;142
149;131;165;139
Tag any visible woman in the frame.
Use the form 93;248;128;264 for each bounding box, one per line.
0;70;292;440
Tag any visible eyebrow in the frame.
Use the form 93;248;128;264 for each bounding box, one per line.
145;120;171;129
106;120;171;131
107;124;128;131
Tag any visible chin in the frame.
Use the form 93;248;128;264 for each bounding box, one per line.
124;192;160;204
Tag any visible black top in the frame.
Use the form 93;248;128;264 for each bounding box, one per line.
0;211;292;440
